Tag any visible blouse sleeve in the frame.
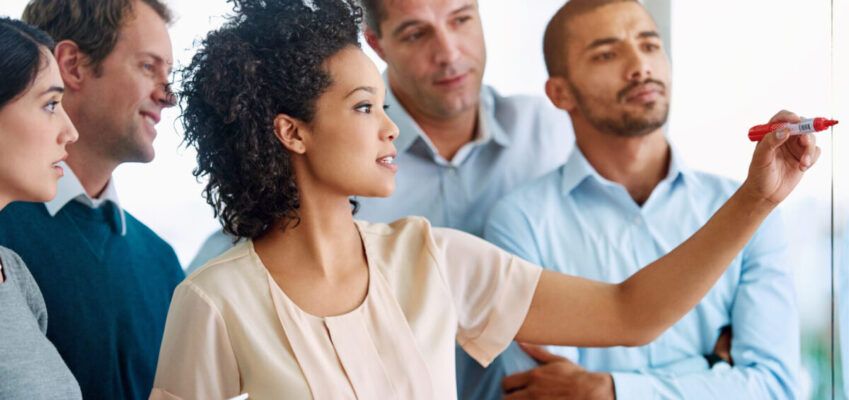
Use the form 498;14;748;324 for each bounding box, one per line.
150;281;241;400
428;227;542;367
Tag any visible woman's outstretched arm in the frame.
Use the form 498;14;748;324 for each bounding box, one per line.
515;110;821;348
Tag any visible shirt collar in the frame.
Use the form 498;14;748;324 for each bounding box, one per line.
385;78;510;156
560;142;691;196
44;162;127;235
666;143;692;183
559;148;602;195
479;86;511;147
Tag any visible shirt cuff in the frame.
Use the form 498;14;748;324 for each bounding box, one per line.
611;372;656;400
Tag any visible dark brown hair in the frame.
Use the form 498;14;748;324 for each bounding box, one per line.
0;17;55;109
22;0;171;73
360;0;386;36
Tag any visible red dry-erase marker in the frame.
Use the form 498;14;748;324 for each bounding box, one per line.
748;117;838;141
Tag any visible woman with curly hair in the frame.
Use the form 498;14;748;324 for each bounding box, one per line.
150;0;818;398
0;17;81;399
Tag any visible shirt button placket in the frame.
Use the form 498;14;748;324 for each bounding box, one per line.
444;166;463;229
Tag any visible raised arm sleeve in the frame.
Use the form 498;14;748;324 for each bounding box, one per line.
428;227;542;367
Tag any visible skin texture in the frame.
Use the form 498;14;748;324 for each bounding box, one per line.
0;49;78;283
365;0;485;160
55;0;174;198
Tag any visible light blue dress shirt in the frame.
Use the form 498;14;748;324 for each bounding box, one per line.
355;85;574;235
464;147;800;399
187;84;574;271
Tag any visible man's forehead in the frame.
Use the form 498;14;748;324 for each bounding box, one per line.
116;3;173;52
569;2;657;45
383;0;476;23
115;18;174;64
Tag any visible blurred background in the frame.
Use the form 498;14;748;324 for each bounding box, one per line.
1;0;845;397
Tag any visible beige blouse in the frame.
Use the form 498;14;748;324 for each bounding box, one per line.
150;217;541;400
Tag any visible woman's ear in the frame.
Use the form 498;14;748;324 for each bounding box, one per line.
273;114;307;154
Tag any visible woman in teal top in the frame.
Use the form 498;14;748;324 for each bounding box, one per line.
0;17;81;400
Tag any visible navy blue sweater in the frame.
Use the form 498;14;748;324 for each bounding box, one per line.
0;201;184;400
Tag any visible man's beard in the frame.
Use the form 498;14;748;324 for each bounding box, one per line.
572;79;670;138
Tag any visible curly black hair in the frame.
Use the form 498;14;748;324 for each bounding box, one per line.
180;0;363;239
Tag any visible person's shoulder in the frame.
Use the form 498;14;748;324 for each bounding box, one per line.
122;210;178;251
0;245;43;307
485;86;573;150
181;241;258;300
487;86;550;113
355;217;445;261
121;211;184;281
492;167;564;216
356;216;433;238
685;169;741;200
486;86;565;122
186;230;239;273
189;240;252;276
0;246;28;277
0;201;48;226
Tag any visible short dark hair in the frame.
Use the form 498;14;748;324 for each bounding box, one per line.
361;0;386;36
180;0;362;239
543;0;638;77
0;17;55;109
22;0;172;74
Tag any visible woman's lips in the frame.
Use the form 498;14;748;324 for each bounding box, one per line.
377;155;397;172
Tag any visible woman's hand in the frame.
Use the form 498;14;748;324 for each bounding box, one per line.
743;110;822;206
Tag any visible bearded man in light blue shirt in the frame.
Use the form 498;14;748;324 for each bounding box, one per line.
472;0;800;399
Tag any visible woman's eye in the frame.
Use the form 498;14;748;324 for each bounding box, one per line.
355;104;373;113
44;100;59;113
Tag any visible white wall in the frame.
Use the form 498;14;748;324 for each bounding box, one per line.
1;0;842;396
